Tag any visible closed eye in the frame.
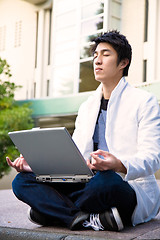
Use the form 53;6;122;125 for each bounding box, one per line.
93;55;97;60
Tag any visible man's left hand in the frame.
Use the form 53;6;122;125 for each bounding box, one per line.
87;149;127;174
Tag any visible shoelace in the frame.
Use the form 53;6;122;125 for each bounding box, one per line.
82;213;104;231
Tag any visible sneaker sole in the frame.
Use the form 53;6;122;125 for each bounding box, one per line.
27;208;42;225
70;212;89;230
111;207;124;231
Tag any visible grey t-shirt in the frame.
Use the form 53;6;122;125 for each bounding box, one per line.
93;97;109;157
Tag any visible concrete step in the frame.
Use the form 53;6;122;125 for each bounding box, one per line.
0;181;160;240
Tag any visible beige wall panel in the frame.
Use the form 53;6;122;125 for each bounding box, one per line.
121;0;145;85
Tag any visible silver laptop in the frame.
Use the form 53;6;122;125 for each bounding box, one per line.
8;127;93;183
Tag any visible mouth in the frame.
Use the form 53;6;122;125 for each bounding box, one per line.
95;68;103;73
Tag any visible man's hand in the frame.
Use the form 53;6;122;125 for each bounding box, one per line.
6;155;32;172
87;149;127;174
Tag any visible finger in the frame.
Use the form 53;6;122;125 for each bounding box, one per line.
15;158;22;169
86;159;96;170
20;154;25;160
14;157;21;164
25;165;32;172
20;158;27;171
93;149;108;157
91;157;97;165
6;157;14;167
19;159;24;170
86;158;90;164
6;157;20;171
92;149;105;154
86;159;92;168
90;153;101;162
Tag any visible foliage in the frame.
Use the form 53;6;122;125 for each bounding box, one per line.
0;58;33;178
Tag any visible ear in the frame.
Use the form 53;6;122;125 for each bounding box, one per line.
119;58;129;70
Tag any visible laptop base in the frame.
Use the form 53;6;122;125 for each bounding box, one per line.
36;175;92;183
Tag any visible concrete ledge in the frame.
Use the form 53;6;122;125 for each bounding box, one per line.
1;182;160;240
0;227;67;240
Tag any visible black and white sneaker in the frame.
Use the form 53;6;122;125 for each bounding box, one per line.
28;208;53;226
69;211;89;230
83;207;124;231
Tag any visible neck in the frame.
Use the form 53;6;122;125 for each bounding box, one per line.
102;77;122;99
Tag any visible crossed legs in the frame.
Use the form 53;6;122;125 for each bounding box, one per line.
12;170;137;228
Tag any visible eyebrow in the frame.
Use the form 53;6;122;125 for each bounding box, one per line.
93;49;112;55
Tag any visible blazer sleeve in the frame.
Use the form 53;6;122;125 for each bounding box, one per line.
121;94;160;181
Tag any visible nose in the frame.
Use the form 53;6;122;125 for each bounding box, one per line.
94;54;102;65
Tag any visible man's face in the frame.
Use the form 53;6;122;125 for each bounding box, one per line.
93;42;122;83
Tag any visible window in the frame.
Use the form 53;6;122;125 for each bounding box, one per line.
109;0;122;30
52;0;77;96
52;0;122;96
48;9;52;65
33;82;36;98
144;0;149;42
34;8;52;98
46;79;50;96
79;0;122;92
79;61;96;92
79;0;104;92
143;60;147;82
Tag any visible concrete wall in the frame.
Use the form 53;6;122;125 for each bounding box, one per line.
121;0;145;85
0;0;160;189
0;0;159;99
0;0;36;100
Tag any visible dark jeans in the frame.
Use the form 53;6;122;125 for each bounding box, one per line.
12;170;137;228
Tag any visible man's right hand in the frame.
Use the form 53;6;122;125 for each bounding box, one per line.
6;156;32;172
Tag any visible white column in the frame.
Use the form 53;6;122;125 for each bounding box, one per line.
34;9;45;98
103;0;110;31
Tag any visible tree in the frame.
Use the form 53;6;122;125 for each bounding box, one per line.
0;58;33;178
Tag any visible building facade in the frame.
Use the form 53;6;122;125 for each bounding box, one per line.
0;0;160;131
0;0;160;188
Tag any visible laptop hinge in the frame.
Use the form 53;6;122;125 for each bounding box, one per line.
73;175;92;182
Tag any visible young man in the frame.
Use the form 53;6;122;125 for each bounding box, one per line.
7;30;160;231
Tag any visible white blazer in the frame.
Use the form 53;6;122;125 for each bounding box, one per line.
72;77;160;226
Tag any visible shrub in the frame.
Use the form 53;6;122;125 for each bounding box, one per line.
0;58;33;178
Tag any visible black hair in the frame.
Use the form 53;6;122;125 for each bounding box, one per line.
92;30;132;76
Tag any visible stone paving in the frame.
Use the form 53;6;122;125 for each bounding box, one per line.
1;185;160;240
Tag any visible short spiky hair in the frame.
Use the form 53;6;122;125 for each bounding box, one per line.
92;30;132;76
